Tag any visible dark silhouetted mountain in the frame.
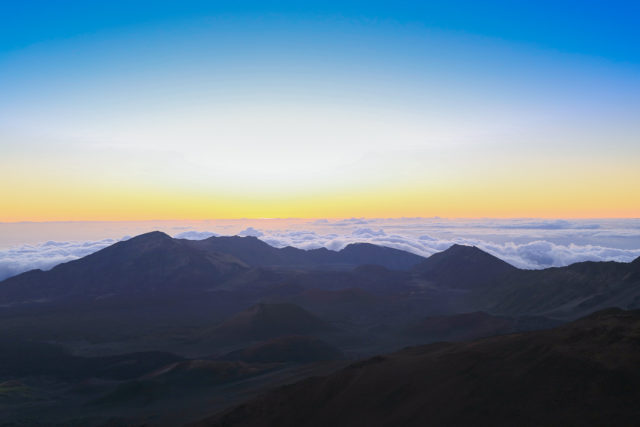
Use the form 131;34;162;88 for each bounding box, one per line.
202;308;640;427
0;231;248;303
404;311;561;343
413;244;517;289
487;257;640;319
207;303;336;343
264;266;411;298
2;233;640;425
337;244;425;271
188;236;289;266
0;232;424;304
190;236;425;270
220;336;344;363
2;231;639;362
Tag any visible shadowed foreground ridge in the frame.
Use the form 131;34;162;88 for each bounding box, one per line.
201;308;640;427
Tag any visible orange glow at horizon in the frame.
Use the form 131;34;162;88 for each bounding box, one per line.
2;6;640;225
2;179;638;222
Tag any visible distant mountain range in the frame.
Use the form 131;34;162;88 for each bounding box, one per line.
0;231;248;302
189;234;425;270
1;231;639;321
0;231;424;303
2;231;640;425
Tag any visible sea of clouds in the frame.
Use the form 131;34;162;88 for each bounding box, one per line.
1;218;639;281
0;237;127;281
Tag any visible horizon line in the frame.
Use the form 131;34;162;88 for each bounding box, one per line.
1;216;639;224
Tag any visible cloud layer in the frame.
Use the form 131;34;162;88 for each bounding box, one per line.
0;237;126;281
174;230;219;240
257;227;640;269
1;218;639;281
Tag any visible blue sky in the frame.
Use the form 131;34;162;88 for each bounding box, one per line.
1;1;639;220
3;1;639;61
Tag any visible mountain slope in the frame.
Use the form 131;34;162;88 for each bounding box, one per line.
207;303;336;343
0;232;426;304
337;243;426;271
97;360;271;406
190;236;425;270
0;231;248;303
404;311;561;343
0;338;184;380
413;244;517;289
487;257;640;319
202;308;640;427
220;336;344;363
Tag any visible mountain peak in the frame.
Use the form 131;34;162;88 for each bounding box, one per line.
102;230;176;254
414;244;516;289
436;244;510;263
0;230;247;302
442;244;486;255
128;230;172;242
342;242;377;249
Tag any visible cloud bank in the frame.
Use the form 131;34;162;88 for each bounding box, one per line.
1;218;639;281
258;227;640;269
174;230;219;240
0;237;127;281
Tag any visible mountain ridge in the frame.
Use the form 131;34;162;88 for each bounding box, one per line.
0;232;425;303
200;308;640;427
2;233;639;322
0;231;248;303
413;243;517;289
189;235;425;270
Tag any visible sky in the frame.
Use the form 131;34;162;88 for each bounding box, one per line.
1;1;640;220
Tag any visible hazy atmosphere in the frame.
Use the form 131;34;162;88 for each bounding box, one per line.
2;2;639;426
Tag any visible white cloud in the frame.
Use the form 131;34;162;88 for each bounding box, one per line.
0;238;124;281
229;227;640;270
174;230;219;240
473;219;602;230
479;240;640;269
352;228;386;237
238;227;264;237
1;219;639;281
